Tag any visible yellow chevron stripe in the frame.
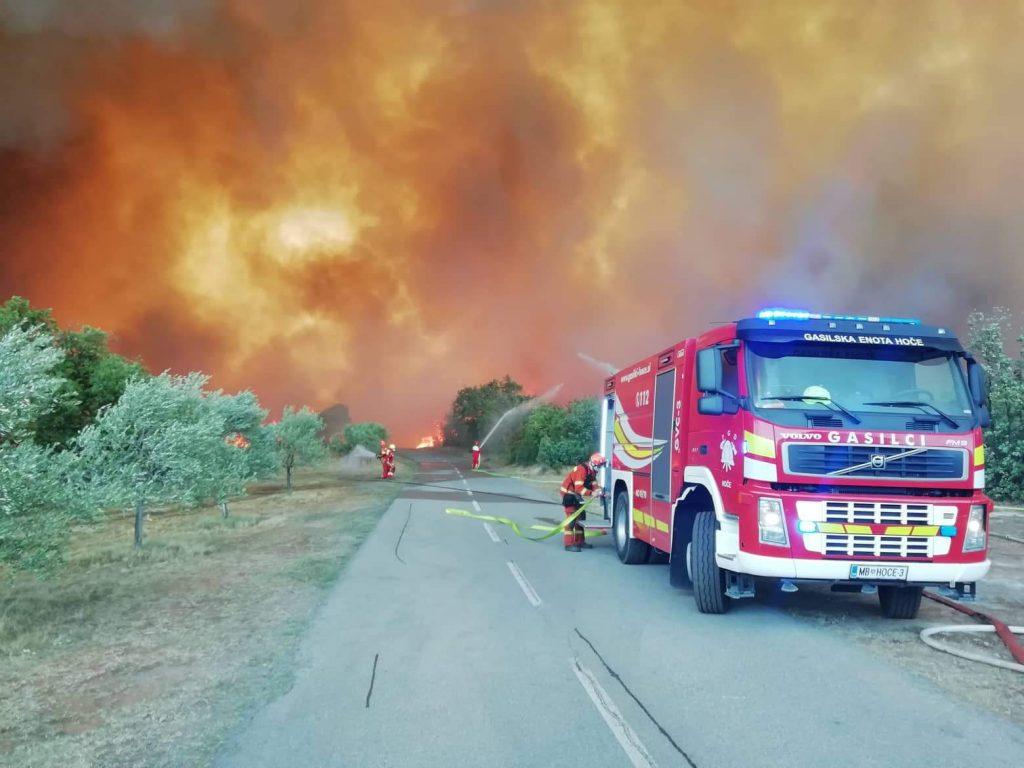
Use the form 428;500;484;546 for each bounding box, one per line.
818;523;945;537
974;445;985;467
844;524;873;535
614;419;656;460
744;430;776;459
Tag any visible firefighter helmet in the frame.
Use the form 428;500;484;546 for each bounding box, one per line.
588;452;606;468
389;443;396;451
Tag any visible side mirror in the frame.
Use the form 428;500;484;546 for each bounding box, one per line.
977;406;992;429
967;362;988;407
698;394;738;416
696;348;721;393
698;394;724;416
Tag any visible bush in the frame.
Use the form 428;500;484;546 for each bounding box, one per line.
967;308;1024;501
507;405;566;464
508;398;599;469
341;422;388;453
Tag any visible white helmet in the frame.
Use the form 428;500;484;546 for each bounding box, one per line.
388;443;396;451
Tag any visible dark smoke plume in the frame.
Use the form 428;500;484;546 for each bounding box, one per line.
1;1;1022;441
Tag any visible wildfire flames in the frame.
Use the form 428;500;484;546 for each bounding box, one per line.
2;2;1024;442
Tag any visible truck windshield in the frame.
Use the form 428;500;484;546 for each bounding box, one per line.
746;342;973;420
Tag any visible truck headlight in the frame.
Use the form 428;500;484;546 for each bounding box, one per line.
962;505;987;553
758;497;789;547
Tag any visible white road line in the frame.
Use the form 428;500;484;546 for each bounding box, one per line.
506;561;542;607
572;660;657;768
483;522;502;543
471;500;482;512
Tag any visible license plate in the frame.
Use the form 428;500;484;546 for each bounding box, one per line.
849;564;908;581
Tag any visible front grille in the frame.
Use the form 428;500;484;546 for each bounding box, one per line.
823;500;931;525
785;444;966;481
906;419;939;432
824;534;932;559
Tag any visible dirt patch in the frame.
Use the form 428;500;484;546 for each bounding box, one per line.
0;460;408;768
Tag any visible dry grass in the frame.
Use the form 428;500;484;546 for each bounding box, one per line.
0;460;406;768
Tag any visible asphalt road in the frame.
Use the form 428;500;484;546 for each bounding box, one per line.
218;451;1024;768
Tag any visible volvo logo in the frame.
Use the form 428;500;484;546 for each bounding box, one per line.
869;454;887;469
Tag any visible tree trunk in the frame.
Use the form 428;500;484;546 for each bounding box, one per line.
134;500;145;548
220;501;229;518
286;464;293;491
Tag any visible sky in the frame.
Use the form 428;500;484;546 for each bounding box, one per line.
1;0;1023;443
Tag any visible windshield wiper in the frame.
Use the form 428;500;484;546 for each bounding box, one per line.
862;400;959;429
760;394;862;424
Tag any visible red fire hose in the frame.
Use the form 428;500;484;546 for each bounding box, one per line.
921;590;1024;672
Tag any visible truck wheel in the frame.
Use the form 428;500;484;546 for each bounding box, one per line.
878;585;923;619
647;548;669;564
692;510;729;614
613;490;650;564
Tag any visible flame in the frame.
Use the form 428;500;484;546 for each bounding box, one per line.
2;2;1024;444
415;436;435;449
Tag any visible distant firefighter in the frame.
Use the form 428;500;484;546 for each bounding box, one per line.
471;442;481;470
384;443;397;479
378;440;391;480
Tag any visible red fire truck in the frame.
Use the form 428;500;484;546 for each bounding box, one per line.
597;310;993;618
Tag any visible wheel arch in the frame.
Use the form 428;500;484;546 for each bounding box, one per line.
669;482;716;587
611;469;633;528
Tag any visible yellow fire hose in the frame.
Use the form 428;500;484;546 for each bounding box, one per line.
445;498;606;540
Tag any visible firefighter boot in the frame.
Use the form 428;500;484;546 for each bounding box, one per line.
564;507;582;551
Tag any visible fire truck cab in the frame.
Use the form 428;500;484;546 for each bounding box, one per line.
599;310;993;618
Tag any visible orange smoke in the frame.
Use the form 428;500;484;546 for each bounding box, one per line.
2;2;1024;442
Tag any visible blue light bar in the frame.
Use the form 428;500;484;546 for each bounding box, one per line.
756;308;921;326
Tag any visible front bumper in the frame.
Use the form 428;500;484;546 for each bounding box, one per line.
719;550;992;584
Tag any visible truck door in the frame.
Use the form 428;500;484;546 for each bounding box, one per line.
650;369;675;552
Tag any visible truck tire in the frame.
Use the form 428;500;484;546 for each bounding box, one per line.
878;585;923;619
646;547;669;564
692;509;729;614
613;490;650;565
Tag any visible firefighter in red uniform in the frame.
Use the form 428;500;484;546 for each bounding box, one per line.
385;443;397;479
378;440;389;480
471;442;481;470
560;453;606;552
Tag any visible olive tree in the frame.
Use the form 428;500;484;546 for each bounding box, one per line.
273;406;326;490
201;390;277;516
0;444;91;572
0;326;93;572
77;373;224;547
0;325;67;444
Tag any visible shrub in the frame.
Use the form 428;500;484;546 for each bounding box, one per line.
341;422;388;453
508;398;599;469
967;308;1024;501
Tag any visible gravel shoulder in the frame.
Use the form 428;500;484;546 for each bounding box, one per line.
782;505;1024;726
